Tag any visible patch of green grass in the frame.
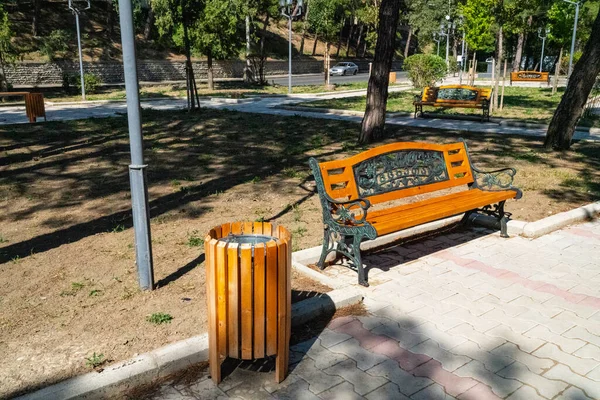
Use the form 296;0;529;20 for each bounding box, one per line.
250;176;261;184
292;205;303;223
11;255;20;264
60;281;86;297
89;289;103;297
147;312;173;325
292;226;308;238
0;235;7;244
187;230;204;247
85;352;105;369
502;150;543;163
111;224;126;233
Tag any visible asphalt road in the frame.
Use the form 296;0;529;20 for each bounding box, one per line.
268;71;408;86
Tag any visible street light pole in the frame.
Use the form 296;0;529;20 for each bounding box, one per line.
280;0;303;94
68;0;90;101
538;27;549;72
563;0;580;77
118;0;154;290
433;32;441;56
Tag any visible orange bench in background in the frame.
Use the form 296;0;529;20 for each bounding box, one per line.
510;71;550;85
414;85;492;122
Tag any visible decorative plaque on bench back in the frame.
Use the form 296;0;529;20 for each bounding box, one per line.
437;88;478;101
353;150;449;197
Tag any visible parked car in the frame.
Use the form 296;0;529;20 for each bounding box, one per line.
329;62;359;76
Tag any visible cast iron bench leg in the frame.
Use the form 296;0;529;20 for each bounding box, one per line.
317;227;331;270
498;201;509;238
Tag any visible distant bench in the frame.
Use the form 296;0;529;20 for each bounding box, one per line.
0;92;47;123
413;85;492;122
510;71;550;86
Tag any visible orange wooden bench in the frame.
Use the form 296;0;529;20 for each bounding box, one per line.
309;141;522;286
510;71;550;86
413;85;492;121
0;92;47;123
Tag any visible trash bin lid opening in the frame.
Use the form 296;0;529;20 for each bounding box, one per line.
219;234;275;245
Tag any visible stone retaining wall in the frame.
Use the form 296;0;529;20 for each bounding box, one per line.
5;59;403;87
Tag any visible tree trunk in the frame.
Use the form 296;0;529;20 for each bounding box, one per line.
0;52;8;92
493;26;503;110
144;8;155;40
183;18;197;110
107;0;115;36
336;19;345;58
244;15;253;83
545;9;600;150
355;24;364;57
552;46;563;95
361;27;370;57
207;50;214;91
32;0;41;36
359;0;402;144
513;31;525;71
312;35;319;56
299;1;310;56
403;26;412;59
324;42;331;86
345;22;355;58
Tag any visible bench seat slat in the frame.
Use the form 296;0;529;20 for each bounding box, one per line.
368;189;516;236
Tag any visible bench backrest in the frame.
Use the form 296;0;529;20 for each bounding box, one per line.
510;71;549;82
313;141;474;205
421;85;491;104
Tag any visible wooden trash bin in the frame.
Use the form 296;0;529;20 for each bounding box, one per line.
25;93;46;123
389;71;397;84
205;222;292;384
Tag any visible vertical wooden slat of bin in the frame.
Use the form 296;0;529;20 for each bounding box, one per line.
230;221;242;235
253;243;266;358
216;240;228;363
275;235;289;383
253;221;264;234
243;221;254;234
263;222;273;237
240;243;254;359
206;237;221;383
221;222;231;237
227;242;239;359
265;240;278;356
280;226;292;378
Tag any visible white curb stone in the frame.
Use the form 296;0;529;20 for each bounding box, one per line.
522;201;600;238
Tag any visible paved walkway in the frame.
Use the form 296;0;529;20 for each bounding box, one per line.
147;220;600;399
2;87;598;142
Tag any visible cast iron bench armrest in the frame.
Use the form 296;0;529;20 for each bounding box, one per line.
323;195;371;225
413;94;423;104
471;166;522;199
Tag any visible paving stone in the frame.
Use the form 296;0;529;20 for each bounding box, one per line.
485;325;545;353
490;342;553;374
543;297;598;319
479;295;529;317
411;359;479;397
370;337;432;371
533;343;600;375
544;364;600;399
454;360;522;398
272;377;321;400
263;375;302;394
292;357;344;394
356;316;386;331
497;361;568;399
410;340;472;372
563;325;600;348
451;340;514;373
317;328;352;349
553;311;600;334
504;385;545;400
323;359;388;395
318;381;365;400
553;386;594;400
364;382;410;400
371;323;428;350
410;307;464;332
327;316;356;330
588;364;600;381
362;297;391;313
523;325;586;354
456;382;502;400
225;382;274;400
151;385;199;400
482;309;538;334
410;383;457;400
328;338;389;371
373;304;425;323
409;322;468;351
304;339;349;370
516;310;575;334
366;359;433;396
573;343;600;361
445;308;500;333
334;320;390;350
445;293;495;316
447;324;505;351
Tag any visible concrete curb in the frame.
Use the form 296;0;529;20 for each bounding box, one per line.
18;288;362;400
468;201;600;238
276;104;411;119
45;97;187;107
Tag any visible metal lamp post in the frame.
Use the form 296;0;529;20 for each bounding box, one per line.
280;0;303;94
68;0;90;101
538;27;550;72
118;0;155;290
440;15;455;67
563;0;580;77
433;32;441;56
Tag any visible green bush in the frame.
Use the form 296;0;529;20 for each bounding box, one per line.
63;73;103;95
560;51;582;74
40;30;70;61
403;54;447;89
